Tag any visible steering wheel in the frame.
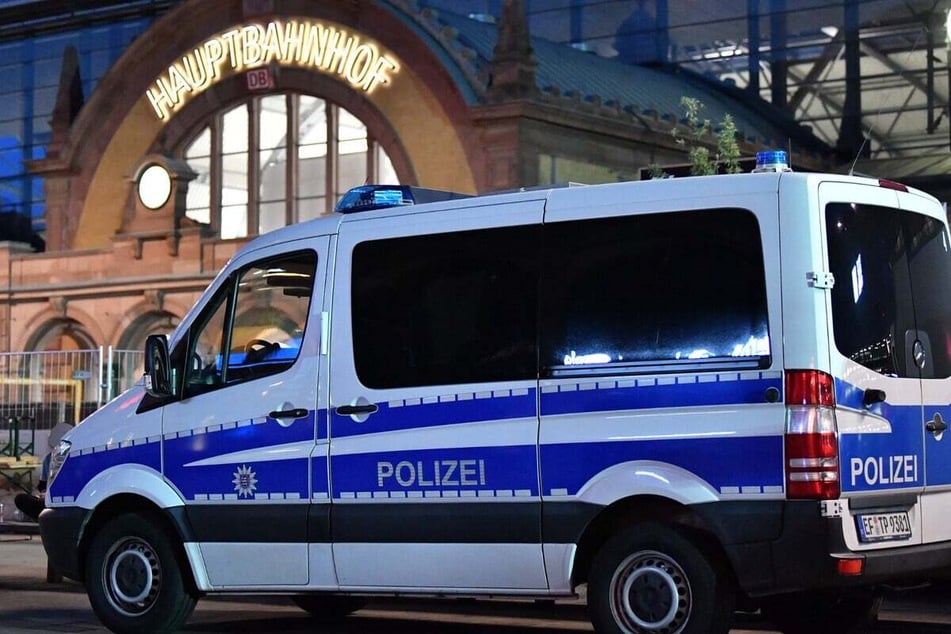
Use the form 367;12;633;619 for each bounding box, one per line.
244;339;276;363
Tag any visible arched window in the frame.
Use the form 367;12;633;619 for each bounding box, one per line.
181;93;398;239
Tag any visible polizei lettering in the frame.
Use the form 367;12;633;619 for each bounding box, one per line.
850;454;919;487
377;459;486;488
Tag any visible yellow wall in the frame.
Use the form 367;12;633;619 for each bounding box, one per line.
74;99;164;249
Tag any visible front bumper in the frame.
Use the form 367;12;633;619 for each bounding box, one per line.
38;506;89;581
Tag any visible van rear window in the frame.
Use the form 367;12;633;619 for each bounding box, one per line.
827;203;951;378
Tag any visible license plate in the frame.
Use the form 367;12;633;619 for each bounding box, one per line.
856;511;912;543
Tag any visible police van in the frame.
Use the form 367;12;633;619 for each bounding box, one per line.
39;151;951;634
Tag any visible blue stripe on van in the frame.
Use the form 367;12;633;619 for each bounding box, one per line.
332;373;779;439
540;435;784;496
330;388;537;438
49;441;161;501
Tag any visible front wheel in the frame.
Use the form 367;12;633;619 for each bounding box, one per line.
85;511;197;634
588;523;734;634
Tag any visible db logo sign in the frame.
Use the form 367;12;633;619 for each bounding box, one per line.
246;68;274;91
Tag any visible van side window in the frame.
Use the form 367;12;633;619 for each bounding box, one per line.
351;225;539;388
180;250;316;396
827;204;951;379
541;209;770;375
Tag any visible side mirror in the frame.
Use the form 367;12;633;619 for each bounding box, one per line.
144;334;174;397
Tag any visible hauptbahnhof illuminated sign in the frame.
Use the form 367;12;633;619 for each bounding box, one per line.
146;19;401;120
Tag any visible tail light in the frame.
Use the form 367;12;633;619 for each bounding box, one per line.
784;370;840;499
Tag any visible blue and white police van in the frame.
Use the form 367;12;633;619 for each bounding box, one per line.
39;151;951;634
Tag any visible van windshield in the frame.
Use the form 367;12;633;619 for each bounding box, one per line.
826;202;951;379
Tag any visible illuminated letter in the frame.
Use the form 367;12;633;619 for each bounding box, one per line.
362;55;399;92
203;39;226;80
310;23;330;68
241;24;264;67
345;43;374;85
219;29;241;71
323;30;355;74
146;83;172;120
262;21;282;65
182;50;208;90
281;19;305;62
167;62;192;102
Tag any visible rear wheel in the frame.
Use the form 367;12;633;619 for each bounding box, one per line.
588;523;734;634
291;594;366;621
85;511;197;634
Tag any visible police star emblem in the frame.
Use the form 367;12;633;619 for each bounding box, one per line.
232;464;258;498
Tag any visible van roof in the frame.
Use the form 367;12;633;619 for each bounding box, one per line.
241;171;940;253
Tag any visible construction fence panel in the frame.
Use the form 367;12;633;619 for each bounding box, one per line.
0;347;145;434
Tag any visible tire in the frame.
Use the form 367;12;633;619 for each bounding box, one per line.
761;591;881;634
588;523;734;634
84;511;197;634
291;594;366;621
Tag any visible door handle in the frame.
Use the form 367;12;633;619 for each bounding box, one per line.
269;408;309;419
863;388;886;407
336;403;379;416
926;414;948;434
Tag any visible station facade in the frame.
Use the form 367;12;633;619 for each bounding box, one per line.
0;0;829;361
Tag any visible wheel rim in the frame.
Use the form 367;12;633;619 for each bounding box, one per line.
609;549;691;634
101;536;162;617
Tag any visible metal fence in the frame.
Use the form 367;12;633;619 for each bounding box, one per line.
1;347;144;433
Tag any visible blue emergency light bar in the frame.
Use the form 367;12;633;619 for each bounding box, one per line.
752;150;792;173
334;185;472;214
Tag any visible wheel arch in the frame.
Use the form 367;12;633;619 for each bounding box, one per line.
76;472;204;590
570;494;737;590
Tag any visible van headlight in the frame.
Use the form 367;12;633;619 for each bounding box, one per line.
48;440;71;486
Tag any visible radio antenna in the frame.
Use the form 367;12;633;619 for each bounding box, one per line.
848;131;870;176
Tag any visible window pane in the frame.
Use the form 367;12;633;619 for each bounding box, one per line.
905;216;951;379
259;201;285;235
299;155;326;199
298;96;327;157
181;251;317;394
352;225;539;388
183;286;230;395
298;196;325;222
259;95;287;152
376;143;397;183
220;204;247;240
259;95;287;210
541;209;770;372
222;130;248;237
297;96;327;218
222;104;248;153
228;251;316;382
338;150;367;194
185;127;211;226
337;107;367;196
826;203;951;379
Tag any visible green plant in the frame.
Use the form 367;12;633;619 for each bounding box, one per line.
669;96;742;176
